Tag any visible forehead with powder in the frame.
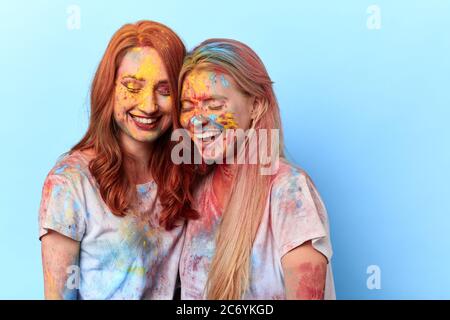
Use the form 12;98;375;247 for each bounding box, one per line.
117;47;166;80
182;69;232;102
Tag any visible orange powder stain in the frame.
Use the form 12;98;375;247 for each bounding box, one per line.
216;112;238;129
183;71;215;102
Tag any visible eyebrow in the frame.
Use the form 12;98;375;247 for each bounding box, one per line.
181;95;228;104
121;77;169;88
121;74;145;81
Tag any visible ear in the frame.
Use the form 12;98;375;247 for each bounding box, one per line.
250;97;264;121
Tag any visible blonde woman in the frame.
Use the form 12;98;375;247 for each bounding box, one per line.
175;39;335;299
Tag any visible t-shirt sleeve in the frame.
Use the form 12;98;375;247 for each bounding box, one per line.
271;170;333;263
39;172;87;241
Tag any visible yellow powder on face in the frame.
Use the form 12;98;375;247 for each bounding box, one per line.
115;47;173;139
180;113;191;127
135;55;160;103
135;54;159;82
120;47;167;106
217;112;238;129
183;71;214;100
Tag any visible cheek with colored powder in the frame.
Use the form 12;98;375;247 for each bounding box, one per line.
115;86;138;115
215;112;238;129
180;111;195;128
191;115;209;128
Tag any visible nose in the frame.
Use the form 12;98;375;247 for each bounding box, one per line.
138;91;158;114
191;114;210;131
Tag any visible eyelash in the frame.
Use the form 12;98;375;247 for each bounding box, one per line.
122;82;142;93
180;104;224;112
208;104;224;110
121;82;171;97
181;106;194;112
157;87;170;96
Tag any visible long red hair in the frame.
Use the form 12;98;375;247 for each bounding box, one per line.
72;20;197;229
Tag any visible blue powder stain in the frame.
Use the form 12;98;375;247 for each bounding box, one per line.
198;44;234;58
251;252;263;270
220;74;229;88
207;114;224;129
209;72;217;88
73;201;81;212
55;165;68;174
137;184;147;194
208;114;218;122
190;116;203;126
190;114;224;130
52;185;63;197
290;167;301;178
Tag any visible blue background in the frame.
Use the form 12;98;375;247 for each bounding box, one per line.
0;0;449;299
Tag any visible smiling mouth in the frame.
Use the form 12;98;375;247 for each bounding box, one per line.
129;113;161;130
193;130;223;144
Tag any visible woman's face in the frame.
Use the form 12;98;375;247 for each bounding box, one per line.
180;69;253;162
114;46;172;143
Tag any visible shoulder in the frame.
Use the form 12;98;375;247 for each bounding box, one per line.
48;151;91;180
270;159;312;196
39;151;92;241
269;159;326;218
268;160;331;258
43;150;93;192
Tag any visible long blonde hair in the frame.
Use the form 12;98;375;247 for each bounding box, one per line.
178;39;285;299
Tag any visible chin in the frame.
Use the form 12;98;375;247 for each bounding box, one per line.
131;131;161;143
202;155;222;164
200;148;226;164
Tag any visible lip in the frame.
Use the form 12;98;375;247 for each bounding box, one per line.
192;130;223;147
129;113;162;131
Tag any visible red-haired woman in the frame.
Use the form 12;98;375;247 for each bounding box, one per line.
39;21;196;299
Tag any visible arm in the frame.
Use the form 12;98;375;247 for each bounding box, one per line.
281;240;327;300
41;230;81;300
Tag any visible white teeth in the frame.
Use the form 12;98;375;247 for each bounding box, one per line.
194;131;222;140
131;115;157;124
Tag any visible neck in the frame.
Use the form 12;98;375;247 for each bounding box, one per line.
120;133;153;184
215;163;237;182
212;163;238;210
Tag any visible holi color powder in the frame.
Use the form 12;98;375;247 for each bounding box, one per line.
216;112;238;129
190;115;204;127
207;114;224;130
209;73;217;89
220;74;229;88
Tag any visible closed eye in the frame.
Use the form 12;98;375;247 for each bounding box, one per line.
157;89;170;96
121;80;143;93
181;100;195;111
156;82;171;96
181;104;194;112
208;104;224;111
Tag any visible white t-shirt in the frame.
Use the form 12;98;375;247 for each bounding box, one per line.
39;151;185;299
180;160;335;299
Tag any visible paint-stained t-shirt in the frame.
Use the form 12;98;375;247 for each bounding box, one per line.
39;151;185;300
180;160;335;300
